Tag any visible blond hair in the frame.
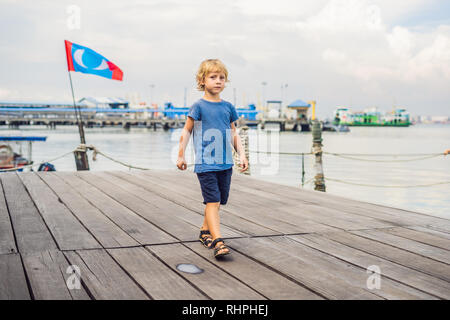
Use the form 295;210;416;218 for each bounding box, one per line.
196;59;229;91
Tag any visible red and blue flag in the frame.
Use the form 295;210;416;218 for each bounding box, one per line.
65;40;123;81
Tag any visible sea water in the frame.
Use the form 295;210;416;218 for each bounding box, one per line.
3;123;449;218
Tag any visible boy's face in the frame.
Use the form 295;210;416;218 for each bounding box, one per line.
203;71;226;94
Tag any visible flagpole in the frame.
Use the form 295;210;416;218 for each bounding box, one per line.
68;70;90;170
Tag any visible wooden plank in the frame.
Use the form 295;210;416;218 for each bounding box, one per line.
64;249;149;300
230;173;450;228
55;172;177;245
147;243;265;300
149;170;391;232
140;170;338;234
107;171;247;239
350;230;450;265
38;172;139;248
101;171;242;239
422;224;450;234
1;173;57;254
220;175;405;230
278;203;390;231
18;172;101;251
124;171;282;237
226;237;381;299
382;227;450;251
184;241;323;300
234;173;450;230
75;171;200;242
22;249;90;300
323;231;450;282
406;226;450;241
0;176;17;255
227;178;408;229
107;247;207;300
0;253;31;299
264;236;435;300
288;234;450;299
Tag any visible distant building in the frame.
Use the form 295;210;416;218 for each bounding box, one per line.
430;116;449;123
266;100;283;119
415;115;449;124
0;100;86;108
78;97;129;109
287;99;311;121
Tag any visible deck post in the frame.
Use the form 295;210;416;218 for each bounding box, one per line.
312;119;326;192
74;146;90;171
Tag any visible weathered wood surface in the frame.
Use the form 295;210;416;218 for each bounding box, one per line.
0;169;449;300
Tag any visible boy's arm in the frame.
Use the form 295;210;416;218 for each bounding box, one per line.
230;122;244;155
177;117;194;170
231;122;249;172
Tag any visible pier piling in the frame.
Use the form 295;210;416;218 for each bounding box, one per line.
312;119;326;192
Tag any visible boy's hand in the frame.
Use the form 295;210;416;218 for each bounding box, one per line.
239;154;249;172
177;157;187;170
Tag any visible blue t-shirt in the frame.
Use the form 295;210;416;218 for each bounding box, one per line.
187;98;239;173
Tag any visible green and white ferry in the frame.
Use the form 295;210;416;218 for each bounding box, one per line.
334;107;411;127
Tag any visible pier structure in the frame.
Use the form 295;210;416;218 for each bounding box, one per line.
0;112;306;131
1;170;449;300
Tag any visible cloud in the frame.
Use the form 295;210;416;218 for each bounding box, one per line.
293;0;450;88
0;0;448;115
297;0;384;34
387;26;415;57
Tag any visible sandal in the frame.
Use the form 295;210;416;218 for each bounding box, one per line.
211;238;231;258
199;230;213;248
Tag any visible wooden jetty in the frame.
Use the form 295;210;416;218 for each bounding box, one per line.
1;169;449;300
0;113;301;131
1;117;261;130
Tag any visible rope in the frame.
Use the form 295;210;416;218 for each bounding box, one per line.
249;150;313;155
0;150;75;172
248;149;446;162
325;152;444;157
302;177;315;186
2;143;446;174
324;177;450;188
323;152;443;162
77;144;152;171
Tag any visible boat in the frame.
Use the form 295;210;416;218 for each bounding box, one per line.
321;120;350;132
334;107;411;127
0;136;53;172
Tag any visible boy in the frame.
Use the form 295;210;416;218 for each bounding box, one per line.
176;59;249;259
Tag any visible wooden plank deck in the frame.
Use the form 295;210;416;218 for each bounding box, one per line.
0;169;449;300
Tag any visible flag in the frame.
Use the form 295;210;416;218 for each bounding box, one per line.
65;40;123;81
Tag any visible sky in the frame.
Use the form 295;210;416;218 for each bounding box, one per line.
0;0;449;117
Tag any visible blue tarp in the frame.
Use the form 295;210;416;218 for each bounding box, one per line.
163;102;260;120
0;136;47;141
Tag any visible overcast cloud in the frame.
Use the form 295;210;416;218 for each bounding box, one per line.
0;0;449;117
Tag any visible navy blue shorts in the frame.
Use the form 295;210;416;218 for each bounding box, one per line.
196;168;233;205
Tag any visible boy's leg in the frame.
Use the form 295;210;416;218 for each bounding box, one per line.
196;170;229;255
205;202;229;255
204;202;221;238
197;171;220;241
201;203;219;230
208;168;233;255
